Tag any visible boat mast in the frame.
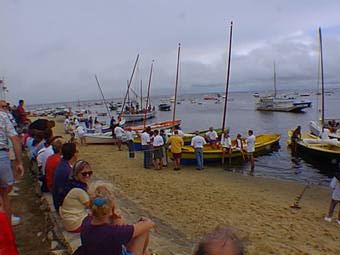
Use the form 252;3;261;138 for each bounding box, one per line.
172;43;181;125
120;54;139;116
94;75;112;118
273;61;277;98
318;27;325;130
144;60;154;128
140;79;143;110
221;21;233;132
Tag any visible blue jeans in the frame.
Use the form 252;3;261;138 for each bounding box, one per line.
195;148;204;170
142;145;152;168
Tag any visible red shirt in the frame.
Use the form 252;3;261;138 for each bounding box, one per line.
17;105;28;122
0;211;18;255
45;154;62;191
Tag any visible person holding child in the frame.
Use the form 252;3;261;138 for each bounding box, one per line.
78;182;155;255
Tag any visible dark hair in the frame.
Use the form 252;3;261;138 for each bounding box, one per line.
62;143;77;160
19;99;24;104
248;130;253;135
194;225;244;255
174;130;179;134
154;130;159;135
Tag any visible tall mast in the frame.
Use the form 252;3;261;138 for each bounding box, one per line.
273;61;277;98
120;54;139;116
318;27;325;130
172;43;181;125
94;75;112;118
144;60;154;128
140;79;143;109
221;21;233;132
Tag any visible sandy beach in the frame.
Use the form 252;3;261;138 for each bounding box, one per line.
54;117;340;255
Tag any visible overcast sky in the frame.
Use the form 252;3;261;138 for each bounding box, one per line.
1;0;340;104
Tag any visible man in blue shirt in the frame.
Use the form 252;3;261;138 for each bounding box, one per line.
52;142;77;212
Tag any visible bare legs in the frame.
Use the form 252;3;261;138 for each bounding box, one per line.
127;231;151;255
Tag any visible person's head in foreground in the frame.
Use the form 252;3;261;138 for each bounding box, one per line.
194;225;245;255
88;181;116;220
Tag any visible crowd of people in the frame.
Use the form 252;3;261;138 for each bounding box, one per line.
2;98;340;254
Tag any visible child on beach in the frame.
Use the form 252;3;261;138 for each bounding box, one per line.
78;182;155;255
324;172;340;224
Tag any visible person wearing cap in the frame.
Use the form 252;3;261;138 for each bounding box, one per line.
0;100;24;226
191;131;206;170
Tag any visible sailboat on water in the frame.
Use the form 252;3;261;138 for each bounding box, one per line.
256;62;312;112
288;27;340;163
171;22;281;164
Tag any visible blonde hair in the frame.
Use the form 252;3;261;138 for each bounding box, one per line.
89;181;116;219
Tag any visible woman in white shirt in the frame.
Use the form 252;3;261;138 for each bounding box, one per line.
59;160;93;232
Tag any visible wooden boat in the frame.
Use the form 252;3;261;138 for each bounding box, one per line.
128;120;181;132
168;134;281;164
121;110;156;123
84;132;116;144
288;130;340;163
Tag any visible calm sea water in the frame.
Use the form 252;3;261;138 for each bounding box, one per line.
29;89;340;186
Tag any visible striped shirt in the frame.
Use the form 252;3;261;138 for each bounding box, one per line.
0;111;17;150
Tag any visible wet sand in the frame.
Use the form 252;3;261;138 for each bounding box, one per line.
54;117;340;255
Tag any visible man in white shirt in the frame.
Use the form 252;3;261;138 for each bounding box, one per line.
64;117;70;134
245;129;256;175
191;131;207;170
152;130;164;170
76;125;86;145
205;127;218;149
125;127;135;158
114;125;125;151
173;125;184;137
141;126;152;169
220;129;232;166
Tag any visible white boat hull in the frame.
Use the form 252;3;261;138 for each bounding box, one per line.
121;111;156;122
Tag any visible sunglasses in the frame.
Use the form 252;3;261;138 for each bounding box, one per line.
81;171;93;177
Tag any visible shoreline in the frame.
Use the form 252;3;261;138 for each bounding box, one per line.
52;117;340;255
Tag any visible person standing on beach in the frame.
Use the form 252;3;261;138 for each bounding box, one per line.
245;130;256;175
160;129;168;167
125;127;135;158
167;130;184;170
16;99;29;129
152;130;164;170
114;125;125;151
324;172;340;224
0;101;24;225
191;131;206;170
141;126;152;169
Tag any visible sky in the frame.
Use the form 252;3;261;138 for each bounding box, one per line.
1;0;340;104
